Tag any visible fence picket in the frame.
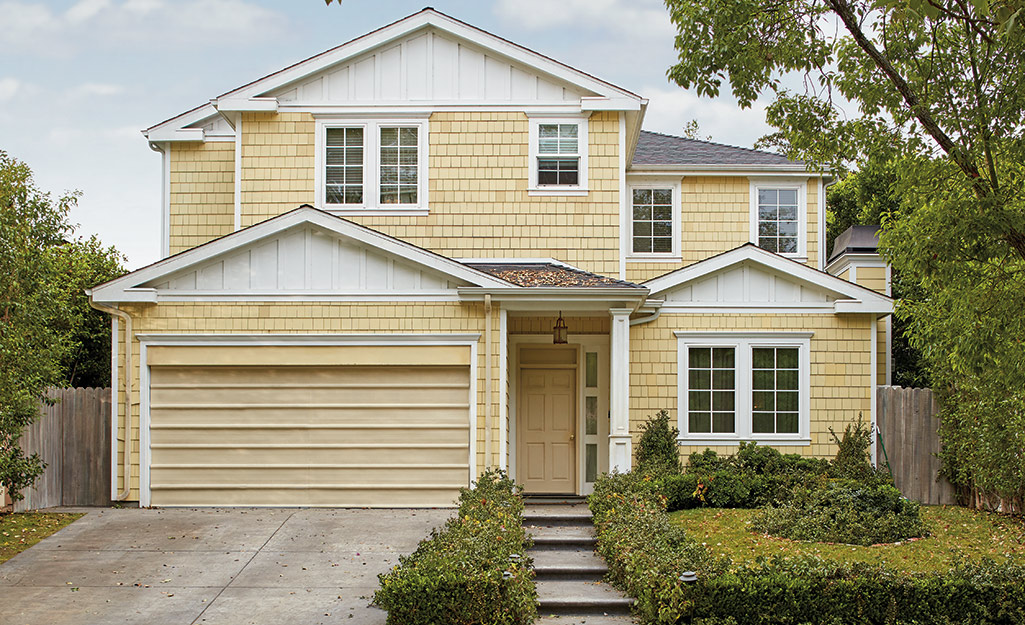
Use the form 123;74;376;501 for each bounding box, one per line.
876;386;956;505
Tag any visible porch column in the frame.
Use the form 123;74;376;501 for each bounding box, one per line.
609;307;633;472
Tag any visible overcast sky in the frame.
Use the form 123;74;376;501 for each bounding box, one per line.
1;0;773;269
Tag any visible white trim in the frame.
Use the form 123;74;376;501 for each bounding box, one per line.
661;305;835;314
91;207;515;302
498;308;508;471
136;333;481;507
148;143;171;259
642;245;893;314
625;179;682;260
676;332;812;446
825;254;887;278
870;323;878;465
153;292;463;303
817;177;826;269
146;9;642;138
749;178;808;260
618;112;628;279
314;118;430;214
609;308;632;472
110;316;119;499
528;116;589;194
233;114;242;231
885;264;893;385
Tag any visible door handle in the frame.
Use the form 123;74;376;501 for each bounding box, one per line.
569;434;576;441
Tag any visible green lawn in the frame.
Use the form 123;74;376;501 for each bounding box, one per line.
0;512;84;564
670;506;1025;573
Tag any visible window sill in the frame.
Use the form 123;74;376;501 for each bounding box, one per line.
325;206;429;217
627;255;682;263
528;188;589;197
676;437;811;446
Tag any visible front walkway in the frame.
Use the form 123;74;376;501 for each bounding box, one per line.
0;507;451;625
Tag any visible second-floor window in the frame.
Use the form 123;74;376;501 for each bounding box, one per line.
631;188;673;254
750;180;806;258
528;117;588;194
317;119;427;213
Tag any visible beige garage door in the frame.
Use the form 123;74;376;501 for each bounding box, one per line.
147;345;471;507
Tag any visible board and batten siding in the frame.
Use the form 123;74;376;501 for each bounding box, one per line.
629;312;875;460
112;301;502;503
168;142;235;255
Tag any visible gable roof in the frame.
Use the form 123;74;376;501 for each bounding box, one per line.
144;8;644;142
90;206;515;303
465;262;643;288
644;244;893;314
630;130;808;172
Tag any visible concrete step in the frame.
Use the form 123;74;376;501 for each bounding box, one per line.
532;549;608;580
524;495;588;506
535;616;636;625
536;580;634;616
528;525;596;550
523;511;593;526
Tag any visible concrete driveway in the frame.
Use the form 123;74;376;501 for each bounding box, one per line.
0;507;451;625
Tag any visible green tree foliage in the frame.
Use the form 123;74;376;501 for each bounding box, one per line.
664;0;1025;509
0;151;124;501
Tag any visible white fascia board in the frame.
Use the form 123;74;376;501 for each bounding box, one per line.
144;104;219;139
453;258;587;272
289;103;582;115
144;128;205;143
825;253;887;276
834;299;894;314
643;245;894;309
580;97;642;111
214;97;279;113
458;287;648;299
90;207;515;302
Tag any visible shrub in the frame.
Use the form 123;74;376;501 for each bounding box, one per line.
751;482;928;546
828;416;888;484
374;470;536;625
636;409;683;476
588;472;724;623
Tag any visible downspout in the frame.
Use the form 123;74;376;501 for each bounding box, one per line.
87;296;133;501
630;300;664;326
483;294;492;471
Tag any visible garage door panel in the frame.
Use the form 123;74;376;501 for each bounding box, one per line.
152;486;464;507
148;357;471;507
151;426;469;446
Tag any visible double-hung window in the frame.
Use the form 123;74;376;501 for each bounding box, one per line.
317;119;428;213
629;183;680;257
677;333;811;444
529;118;588;194
750;180;806;257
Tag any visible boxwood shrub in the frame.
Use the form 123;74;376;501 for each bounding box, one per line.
590;471;1025;625
752;482;929;546
374;470;536;625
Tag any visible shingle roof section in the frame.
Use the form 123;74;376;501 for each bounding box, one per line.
464;263;644;288
632;130;801;167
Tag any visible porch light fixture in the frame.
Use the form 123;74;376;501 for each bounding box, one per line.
553;312;568;344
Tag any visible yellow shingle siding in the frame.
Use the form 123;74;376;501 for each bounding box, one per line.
112;301;502;501
626;176;823;283
239;112;316;226
168;142;235;254
629;312;875;460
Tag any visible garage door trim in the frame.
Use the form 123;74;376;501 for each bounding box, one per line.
136;333;480;507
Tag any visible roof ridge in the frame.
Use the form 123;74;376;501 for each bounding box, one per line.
638;129;790;160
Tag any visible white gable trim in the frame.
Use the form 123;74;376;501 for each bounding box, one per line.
146;9;642;139
644;245;893;314
91;206;514;303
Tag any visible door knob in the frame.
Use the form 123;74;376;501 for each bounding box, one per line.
569;434;575;441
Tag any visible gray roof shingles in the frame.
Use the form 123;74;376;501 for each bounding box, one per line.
632;130;800;167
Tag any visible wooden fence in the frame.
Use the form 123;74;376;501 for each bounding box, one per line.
14;387;111;512
876;386;957;505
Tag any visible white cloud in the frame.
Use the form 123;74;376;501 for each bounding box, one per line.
0;78;20;102
0;0;286;55
69;83;127;98
640;86;773;149
494;0;675;38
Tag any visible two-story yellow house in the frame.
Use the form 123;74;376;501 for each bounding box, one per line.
89;9;892;507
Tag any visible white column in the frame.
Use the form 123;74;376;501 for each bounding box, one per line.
609;307;633;472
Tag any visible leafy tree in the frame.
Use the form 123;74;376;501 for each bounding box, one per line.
663;0;1025;507
0;151;124;501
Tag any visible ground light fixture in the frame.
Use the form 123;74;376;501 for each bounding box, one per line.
553;312;568;344
679;571;698;584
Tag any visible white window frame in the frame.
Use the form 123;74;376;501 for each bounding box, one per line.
749;178;807;260
627;180;682;261
676;332;812;445
528;116;589;196
315;117;429;215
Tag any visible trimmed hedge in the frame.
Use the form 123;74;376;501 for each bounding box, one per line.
752;482;928;546
374;470;536;625
590;472;1025;624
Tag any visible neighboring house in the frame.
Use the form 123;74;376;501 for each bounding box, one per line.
89;9;892;507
